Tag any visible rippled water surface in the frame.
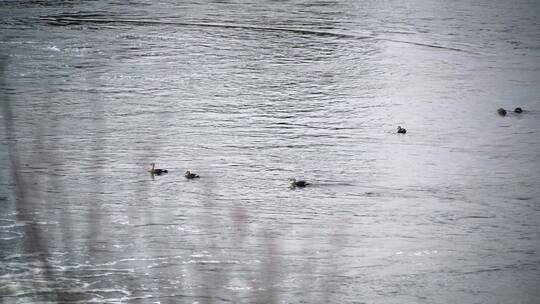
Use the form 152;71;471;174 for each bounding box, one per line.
1;0;540;303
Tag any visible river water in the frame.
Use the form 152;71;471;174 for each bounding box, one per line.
1;0;539;303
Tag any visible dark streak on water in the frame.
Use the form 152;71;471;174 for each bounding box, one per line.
38;15;476;54
1;0;540;303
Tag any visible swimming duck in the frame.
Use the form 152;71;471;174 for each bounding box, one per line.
149;163;168;175
497;108;507;116
397;126;407;134
290;178;309;188
514;107;523;113
185;170;200;179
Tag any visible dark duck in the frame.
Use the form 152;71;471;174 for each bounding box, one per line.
497;108;507;116
397;126;407;134
290;178;310;188
185;170;200;179
149;163;168;175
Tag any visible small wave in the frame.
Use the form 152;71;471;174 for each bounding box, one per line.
183;259;221;264
364;191;381;197
457;215;495;220
224;285;254;291
0;231;23;241
395;250;439;257
2;251;67;261
133;222;171;228
43;45;61;52
377;37;479;54
458;267;503;275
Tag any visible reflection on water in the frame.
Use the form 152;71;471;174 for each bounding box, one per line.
1;0;540;303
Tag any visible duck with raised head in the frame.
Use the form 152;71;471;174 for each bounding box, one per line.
397;126;407;134
185;170;200;179
497;108;507;116
148;163;168;175
290;178;309;188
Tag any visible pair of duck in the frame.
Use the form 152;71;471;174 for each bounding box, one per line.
149;163;309;188
148;163;199;179
498;107;523;116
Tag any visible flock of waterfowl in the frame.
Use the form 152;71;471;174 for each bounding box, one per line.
497;107;523;116
148;163;309;188
148;107;523;188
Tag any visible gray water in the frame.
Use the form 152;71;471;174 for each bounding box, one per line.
1;0;540;303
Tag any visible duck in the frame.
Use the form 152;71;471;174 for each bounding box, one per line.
497;108;507;116
185;170;200;179
397;126;407;134
290;178;310;188
148;163;168;175
514;107;523;113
